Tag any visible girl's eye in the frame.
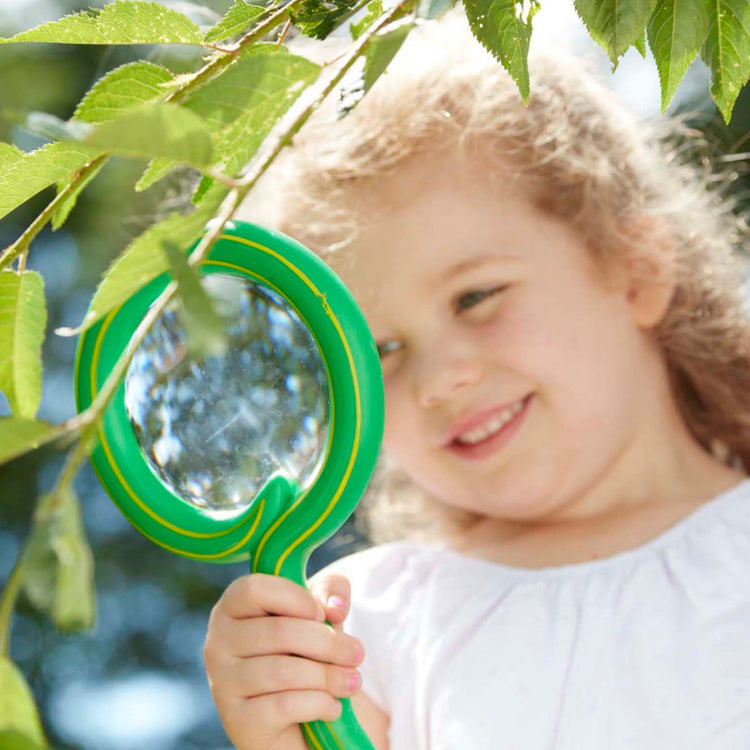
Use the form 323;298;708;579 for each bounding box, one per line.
377;340;403;359
455;285;506;313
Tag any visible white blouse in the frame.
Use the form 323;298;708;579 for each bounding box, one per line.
320;478;750;749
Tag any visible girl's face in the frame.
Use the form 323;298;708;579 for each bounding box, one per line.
336;151;683;526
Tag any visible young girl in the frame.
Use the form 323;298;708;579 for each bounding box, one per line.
203;10;750;749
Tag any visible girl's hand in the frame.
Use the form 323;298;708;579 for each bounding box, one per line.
203;572;365;750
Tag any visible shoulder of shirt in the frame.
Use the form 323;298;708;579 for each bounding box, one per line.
313;540;441;590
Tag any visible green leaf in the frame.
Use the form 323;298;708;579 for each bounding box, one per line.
52;159;106;230
177;45;319;131
208;53;320;177
22;487;95;632
0;271;47;419
162;242;229;358
338;19;414;116
463;0;540;104
191;174;214;205
0;142;23;171
574;0;657;69
363;21;413;92
351;0;382;40
0;730;46;750
701;0;750;124
2;61;175;226
0;419;58;465
648;0;711;112
0;656;47;748
0;0;203;45
133;46;318;187
73;61;175;124
204;0;265;43
289;0;359;39
0;141;101;222
82;102;214;168
135;156;181;192
79;183;229;332
416;0;457;19
633;28;647;57
3;111;93;142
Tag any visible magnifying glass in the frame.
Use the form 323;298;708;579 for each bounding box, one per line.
74;219;384;750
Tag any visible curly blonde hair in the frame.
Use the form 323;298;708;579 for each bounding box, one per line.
239;9;750;544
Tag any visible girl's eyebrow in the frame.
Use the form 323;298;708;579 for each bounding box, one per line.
434;253;519;286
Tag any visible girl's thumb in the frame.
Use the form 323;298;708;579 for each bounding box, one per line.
309;572;351;630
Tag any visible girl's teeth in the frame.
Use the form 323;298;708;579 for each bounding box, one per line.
456;399;524;445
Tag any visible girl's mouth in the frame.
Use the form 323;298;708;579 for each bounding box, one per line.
447;394;533;460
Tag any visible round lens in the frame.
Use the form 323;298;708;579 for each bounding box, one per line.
124;274;330;517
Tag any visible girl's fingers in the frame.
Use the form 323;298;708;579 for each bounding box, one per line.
215;574;326;622
215;615;364;667
222;654;361;699
228;689;344;733
308;571;351;630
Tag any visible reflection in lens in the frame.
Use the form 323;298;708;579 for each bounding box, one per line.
124;274;330;517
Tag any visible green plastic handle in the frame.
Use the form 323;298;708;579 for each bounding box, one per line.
74;221;384;749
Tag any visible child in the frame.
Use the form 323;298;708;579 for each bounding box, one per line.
203;9;750;749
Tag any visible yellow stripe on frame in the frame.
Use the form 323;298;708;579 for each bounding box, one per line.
132;499;266;560
302;723;321;749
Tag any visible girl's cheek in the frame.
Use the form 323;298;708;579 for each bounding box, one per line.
482;308;536;351
382;386;403;443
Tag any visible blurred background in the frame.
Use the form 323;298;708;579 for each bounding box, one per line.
0;1;748;748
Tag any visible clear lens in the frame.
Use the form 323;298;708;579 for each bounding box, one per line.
124;274;330;517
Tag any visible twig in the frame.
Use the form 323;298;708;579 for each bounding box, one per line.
277;18;292;46
207;169;240;188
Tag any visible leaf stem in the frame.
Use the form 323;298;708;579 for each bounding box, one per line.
277;18;292;47
207;169;240;188
0;545;28;655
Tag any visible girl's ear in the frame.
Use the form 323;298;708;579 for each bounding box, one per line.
619;214;677;330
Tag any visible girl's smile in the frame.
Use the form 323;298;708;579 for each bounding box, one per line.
445;392;534;459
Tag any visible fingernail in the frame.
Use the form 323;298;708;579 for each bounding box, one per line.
327;595;348;611
316;605;326;622
353;640;364;663
348;671;361;692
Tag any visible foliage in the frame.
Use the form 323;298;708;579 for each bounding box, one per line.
0;0;748;746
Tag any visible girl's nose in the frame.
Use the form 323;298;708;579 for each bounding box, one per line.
414;343;484;409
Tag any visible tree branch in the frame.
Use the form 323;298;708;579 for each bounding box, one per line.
0;0;310;273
